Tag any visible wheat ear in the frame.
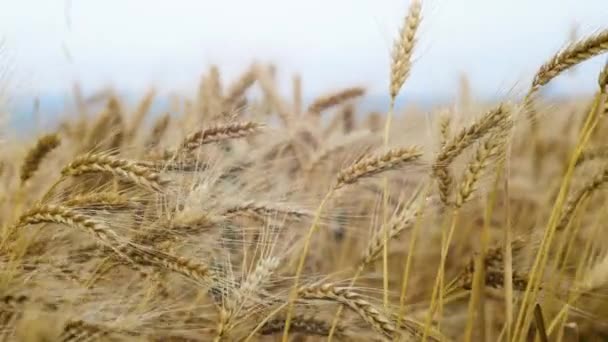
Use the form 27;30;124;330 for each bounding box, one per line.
334;146;422;190
307;87;365;116
20;133;61;184
62;153;167;192
179;121;263;153
390;0;422;99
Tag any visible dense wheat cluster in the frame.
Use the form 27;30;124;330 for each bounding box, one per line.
2;2;608;341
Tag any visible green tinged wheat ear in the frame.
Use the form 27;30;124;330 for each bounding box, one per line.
334;146;422;190
307;87;365;116
62;153;168;192
20;133;61;184
390;0;421;99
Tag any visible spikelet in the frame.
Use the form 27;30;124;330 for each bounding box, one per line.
20;133;61;184
62;153;167;191
390;0;422;100
335;146;422;190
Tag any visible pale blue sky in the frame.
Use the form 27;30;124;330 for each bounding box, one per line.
1;0;607;100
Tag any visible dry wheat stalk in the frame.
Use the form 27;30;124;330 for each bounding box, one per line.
307;87;365;116
62;153;167;191
334;146;422;190
390;0;422;100
20;133;61;184
298;283;395;338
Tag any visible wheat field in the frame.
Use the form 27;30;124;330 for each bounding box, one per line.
2;1;608;341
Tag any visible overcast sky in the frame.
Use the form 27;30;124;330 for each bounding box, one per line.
1;0;607;101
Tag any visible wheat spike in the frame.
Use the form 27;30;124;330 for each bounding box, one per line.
335;146;422;190
17;204;119;245
298;283;396;338
390;0;422;100
62;153;167;191
20;133;61;184
179;121;263;153
307;87;365;116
